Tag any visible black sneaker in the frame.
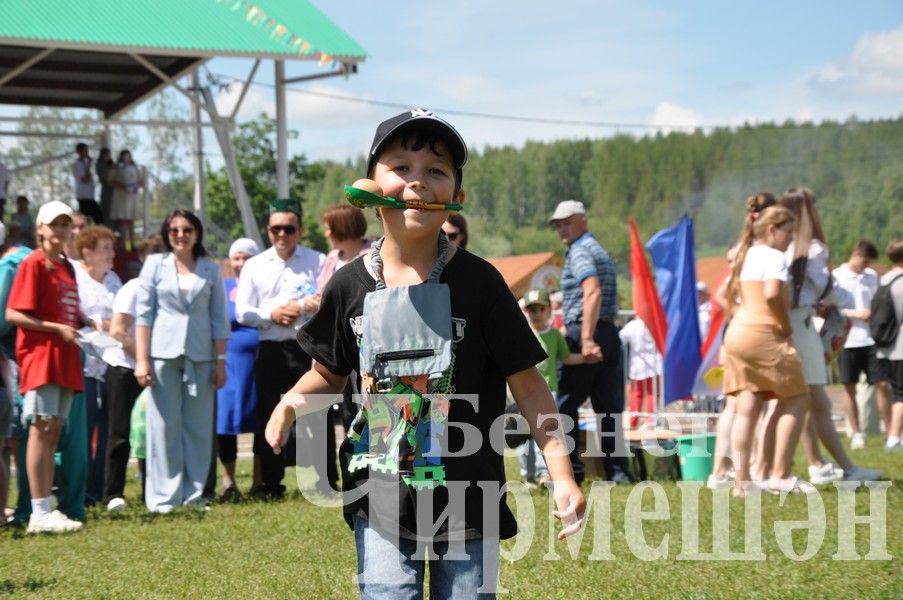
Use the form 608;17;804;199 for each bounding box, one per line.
219;484;242;503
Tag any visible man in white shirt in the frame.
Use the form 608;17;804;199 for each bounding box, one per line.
833;240;880;449
236;199;325;497
72;143;103;225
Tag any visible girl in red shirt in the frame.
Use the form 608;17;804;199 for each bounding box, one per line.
6;200;83;533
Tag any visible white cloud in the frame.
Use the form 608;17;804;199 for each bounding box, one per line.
808;25;903;96
214;84;273;119
648;102;703;134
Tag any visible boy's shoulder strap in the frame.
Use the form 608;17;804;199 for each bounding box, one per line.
370;232;451;290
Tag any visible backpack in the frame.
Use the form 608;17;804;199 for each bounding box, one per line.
346;234;462;490
869;273;903;347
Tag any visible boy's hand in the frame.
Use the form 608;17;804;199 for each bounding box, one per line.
581;339;603;363
552;479;586;540
265;401;297;455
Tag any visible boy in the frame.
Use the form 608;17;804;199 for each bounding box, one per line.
832;240;880;448
518;289;584;486
266;110;584;597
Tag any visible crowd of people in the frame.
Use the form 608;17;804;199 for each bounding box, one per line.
0;117;900;598
0;110;901;599
707;189;900;495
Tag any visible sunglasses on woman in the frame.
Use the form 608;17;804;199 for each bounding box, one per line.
168;226;195;235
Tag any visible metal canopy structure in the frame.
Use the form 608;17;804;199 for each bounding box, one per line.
0;0;367;245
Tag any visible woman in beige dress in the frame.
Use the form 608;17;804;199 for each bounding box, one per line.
723;206;813;495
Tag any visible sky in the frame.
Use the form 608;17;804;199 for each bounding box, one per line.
206;0;903;164
2;0;903;168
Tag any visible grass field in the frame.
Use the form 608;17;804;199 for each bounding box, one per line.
1;437;901;599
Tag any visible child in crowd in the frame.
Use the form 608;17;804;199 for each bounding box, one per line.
518;289;584;486
265;109;585;597
6;200;84;532
618;316;662;428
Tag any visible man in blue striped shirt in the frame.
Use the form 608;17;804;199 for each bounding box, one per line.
550;200;632;485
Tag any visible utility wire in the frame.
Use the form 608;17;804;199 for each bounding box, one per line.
212;72;708;131
212;70;896;133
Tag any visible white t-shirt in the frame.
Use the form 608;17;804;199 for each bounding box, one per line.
832;262;879;348
739;245;788;282
74;263;123;380
618;318;662;380
103;278;140;369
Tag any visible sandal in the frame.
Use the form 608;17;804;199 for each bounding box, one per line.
766;476;817;495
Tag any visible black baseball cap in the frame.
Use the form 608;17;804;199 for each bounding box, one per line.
366;109;468;181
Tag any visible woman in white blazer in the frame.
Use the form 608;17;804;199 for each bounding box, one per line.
134;210;230;512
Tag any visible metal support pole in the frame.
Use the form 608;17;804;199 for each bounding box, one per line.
274;60;289;198
191;71;206;216
199;88;263;248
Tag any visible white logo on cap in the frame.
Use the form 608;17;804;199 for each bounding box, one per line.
410;108;436;118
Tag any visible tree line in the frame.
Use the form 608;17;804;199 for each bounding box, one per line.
205;115;900;275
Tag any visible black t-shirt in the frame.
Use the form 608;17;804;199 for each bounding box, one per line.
297;248;546;540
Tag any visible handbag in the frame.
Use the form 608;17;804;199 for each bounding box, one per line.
818;306;851;364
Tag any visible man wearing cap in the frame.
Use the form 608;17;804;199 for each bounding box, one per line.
550;200;632;484
236;199;325;498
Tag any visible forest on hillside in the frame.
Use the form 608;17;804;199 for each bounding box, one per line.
8;107;901;274
280;117;903;273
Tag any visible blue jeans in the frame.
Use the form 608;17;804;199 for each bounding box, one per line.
353;516;499;599
517;441;548;482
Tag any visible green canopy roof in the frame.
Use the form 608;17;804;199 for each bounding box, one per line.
0;0;366;116
1;0;366;60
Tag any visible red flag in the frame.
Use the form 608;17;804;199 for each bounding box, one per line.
628;217;668;354
701;267;730;357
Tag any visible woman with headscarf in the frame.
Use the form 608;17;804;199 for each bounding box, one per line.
215;238;261;501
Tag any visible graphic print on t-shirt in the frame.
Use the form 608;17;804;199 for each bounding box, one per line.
346;315;466;490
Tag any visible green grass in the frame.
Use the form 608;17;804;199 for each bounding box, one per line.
1;438;902;599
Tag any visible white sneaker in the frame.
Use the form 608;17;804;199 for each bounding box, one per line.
106;497;127;512
27;510;83;534
706;473;732;489
885;438;902;451
851;433;866;450
808;462;843;485
843;465;880;483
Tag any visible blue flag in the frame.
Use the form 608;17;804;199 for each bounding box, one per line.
646;215;702;404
